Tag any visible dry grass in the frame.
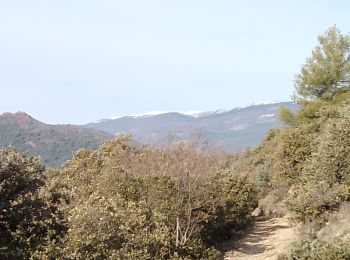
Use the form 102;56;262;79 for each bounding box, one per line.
317;202;350;243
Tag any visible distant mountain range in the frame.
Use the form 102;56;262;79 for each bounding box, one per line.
0;112;112;167
84;102;297;151
0;102;297;168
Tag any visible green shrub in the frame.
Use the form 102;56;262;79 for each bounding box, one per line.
0;148;65;259
278;240;350;260
285;181;349;223
55;137;257;259
279;105;296;126
286;105;350;223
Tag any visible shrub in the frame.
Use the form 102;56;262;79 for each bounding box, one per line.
285;181;349;223
278;239;350;260
55;137;257;259
275;123;318;184
0;148;65;259
279;203;350;260
279;105;296;126
286;105;350;223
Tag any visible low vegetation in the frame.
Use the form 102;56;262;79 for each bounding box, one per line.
236;26;350;259
0;138;257;259
0;148;65;259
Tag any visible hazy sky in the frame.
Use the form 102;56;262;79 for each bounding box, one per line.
1;1;349;124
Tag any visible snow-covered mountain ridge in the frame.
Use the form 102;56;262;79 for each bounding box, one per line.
85;102;297;151
93;101;283;123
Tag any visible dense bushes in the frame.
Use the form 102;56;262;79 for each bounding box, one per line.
285;105;350;223
0;148;65;259
233;84;350;258
50;137;257;259
237;86;350;257
0;137;253;259
278;240;350;260
279;203;350;260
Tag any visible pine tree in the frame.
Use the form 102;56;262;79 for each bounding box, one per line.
294;26;350;101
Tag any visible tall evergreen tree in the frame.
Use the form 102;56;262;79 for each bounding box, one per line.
294;26;350;101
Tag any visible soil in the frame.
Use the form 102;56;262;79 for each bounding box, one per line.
221;217;296;260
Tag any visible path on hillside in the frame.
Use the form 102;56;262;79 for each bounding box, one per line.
222;217;296;260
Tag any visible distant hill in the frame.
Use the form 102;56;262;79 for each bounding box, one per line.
0;102;297;167
84;102;298;151
0;112;113;167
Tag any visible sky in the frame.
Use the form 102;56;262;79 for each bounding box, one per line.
0;1;349;124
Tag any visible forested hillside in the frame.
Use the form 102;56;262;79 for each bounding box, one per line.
0;112;112;167
0;103;298;168
0;26;349;259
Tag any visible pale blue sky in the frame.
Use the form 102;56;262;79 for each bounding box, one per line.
0;1;349;124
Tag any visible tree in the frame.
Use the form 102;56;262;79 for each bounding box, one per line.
0;148;65;259
294;26;350;101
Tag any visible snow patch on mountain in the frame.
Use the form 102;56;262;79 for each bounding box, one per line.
108;110;227;120
251;101;280;106
92;119;111;124
131;111;169;118
181;111;205;117
191;109;228;117
95;102;287;122
260;114;275;118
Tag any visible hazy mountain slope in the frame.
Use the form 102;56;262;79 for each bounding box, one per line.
0;112;113;167
84;102;298;150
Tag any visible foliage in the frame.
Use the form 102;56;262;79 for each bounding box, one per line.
51;137;257;259
279;105;296;126
279;203;350;259
308;105;350;186
238;28;350;226
291;87;350;123
285;105;350;223
276;122;320;184
278;239;350;260
294;26;350;101
245;26;350;258
0;148;65;259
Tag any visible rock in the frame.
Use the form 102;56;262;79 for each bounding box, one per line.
252;207;262;217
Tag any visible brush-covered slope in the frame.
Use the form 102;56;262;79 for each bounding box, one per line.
0;112;112;167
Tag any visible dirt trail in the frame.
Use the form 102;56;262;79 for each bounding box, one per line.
222;217;296;260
